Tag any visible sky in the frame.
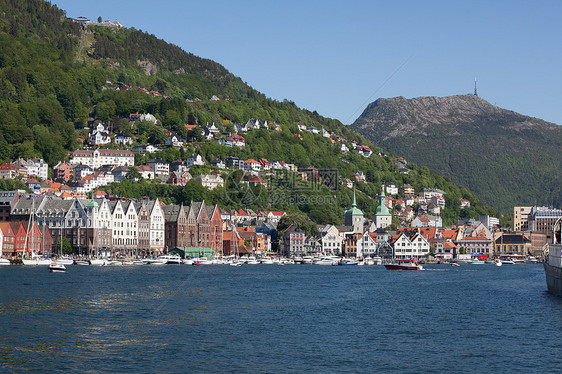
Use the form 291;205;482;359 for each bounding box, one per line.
52;0;562;125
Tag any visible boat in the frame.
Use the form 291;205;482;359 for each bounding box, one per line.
336;258;359;266
494;259;502;267
49;261;66;272
158;255;182;264
525;256;538;264
471;258;485;264
384;258;424;271
315;256;340;266
57;256;74;266
133;260;147;265
22;256;50;265
501;259;515;265
0;258;11;265
451;262;460;267
259;257;274;264
90;258;105;266
75;260;90;266
544;218;562;296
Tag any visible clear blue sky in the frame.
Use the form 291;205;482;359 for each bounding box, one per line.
52;0;562;125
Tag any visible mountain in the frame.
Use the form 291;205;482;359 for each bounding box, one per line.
351;95;562;212
0;0;507;226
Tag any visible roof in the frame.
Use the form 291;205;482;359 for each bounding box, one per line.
460;236;490;241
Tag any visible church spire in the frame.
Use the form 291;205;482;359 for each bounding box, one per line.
352;187;357;208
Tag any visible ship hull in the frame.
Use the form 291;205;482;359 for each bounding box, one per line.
544;262;562;296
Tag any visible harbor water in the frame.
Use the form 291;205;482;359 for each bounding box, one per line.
0;264;560;373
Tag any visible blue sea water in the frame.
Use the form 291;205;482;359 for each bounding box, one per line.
0;264;560;373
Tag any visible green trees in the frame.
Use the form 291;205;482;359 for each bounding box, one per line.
277;213;318;237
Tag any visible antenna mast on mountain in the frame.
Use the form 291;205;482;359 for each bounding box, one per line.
474;78;478;97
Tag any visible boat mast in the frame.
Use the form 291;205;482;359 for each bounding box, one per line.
23;197;35;258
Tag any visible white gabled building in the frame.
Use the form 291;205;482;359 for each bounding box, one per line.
90;124;111;145
382;182;399;196
321;224;343;255
114;132;133;145
122;201;139;253
148;200;165;253
357;233;378;259
391;232;430;260
186;154;205;167
109;200;127;252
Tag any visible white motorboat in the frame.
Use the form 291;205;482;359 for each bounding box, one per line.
133;260;147;265
494;259;503;267
229;261;241;267
0;258;11;265
525;256;538;264
75;260;90;266
471;259;485;264
315;256;340;266
90;259;105;266
451;262;460;267
501;259;515;265
259;258;274;264
337;258;359;266
158;255;182;265
49;261;66;272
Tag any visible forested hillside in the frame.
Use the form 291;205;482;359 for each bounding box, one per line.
0;0;508;226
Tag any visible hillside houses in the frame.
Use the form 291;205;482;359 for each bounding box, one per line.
90;124;111;145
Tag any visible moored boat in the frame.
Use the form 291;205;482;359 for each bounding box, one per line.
49;261;66;272
315;256;340;266
0;258;11;265
384;258;423;270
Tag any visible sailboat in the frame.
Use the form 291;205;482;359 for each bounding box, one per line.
22;198;50;265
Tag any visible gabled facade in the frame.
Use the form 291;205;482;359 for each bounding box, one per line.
357;232;378;258
148;200;165;254
114;132;133;145
163;204;188;250
208;204;223;253
0;222;15;256
321;224;342;255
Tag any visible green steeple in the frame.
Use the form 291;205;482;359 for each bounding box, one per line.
374;190;391;216
345;188;363;216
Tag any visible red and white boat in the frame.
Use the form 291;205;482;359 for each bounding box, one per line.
384;258;423;271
